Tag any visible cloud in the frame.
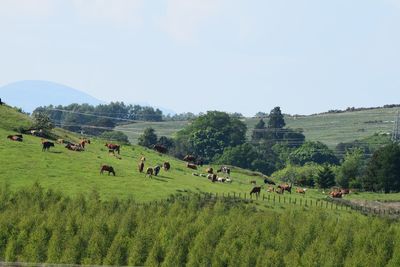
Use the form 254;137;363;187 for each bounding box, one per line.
159;0;222;42
71;0;144;26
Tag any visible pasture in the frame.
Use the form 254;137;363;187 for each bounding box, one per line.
118;107;399;148
1;104;400;207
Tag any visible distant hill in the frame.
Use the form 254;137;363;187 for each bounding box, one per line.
0;80;104;113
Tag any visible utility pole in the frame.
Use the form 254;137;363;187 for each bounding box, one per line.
392;111;400;142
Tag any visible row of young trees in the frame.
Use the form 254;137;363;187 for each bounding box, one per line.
0;184;400;266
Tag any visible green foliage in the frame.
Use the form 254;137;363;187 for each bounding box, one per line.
316;165;336;189
363;143;400;193
176;111;247;162
0;185;399;266
251;119;266;142
271;163;322;187
215;143;258;170
32;112;54;131
335;149;365;188
99;131;130;144
289;141;339;166
138;127;158;148
268;106;286;129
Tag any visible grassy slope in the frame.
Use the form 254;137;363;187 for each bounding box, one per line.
2;105;400;203
118;107;399;147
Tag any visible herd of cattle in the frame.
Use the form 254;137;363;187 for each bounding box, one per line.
6;133;351;199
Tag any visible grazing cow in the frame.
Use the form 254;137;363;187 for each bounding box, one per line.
105;143;120;154
206;167;214;174
42;141;55;151
330;191;343;198
146;167;154;178
163;162;170;171
187;163;197;170
153;144;167;154
138;161;145;173
277;183;292;194
250;186;262;197
154;165;161;176
296;188;306;194
100;165;115;176
7;135;23;142
264;178;276;185
183;155;196;162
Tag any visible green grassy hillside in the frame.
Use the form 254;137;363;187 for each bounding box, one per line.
2;105;400;204
118;107;399;148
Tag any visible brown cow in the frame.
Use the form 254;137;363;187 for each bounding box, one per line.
296;188;306;194
105;143;120;154
146;167;154;178
277;183;292;194
330;191;343;198
100;165;115;176
187;163;197;170
206;167;214;174
65;143;84;152
138;161;145;173
163;162;170;171
7;135;23;142
79;139;91;148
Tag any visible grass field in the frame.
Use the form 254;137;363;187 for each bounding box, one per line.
2;104;400;205
118;107;400;148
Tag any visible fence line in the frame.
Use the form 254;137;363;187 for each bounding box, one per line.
122;192;400;218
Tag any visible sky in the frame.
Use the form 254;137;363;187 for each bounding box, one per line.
0;0;400;116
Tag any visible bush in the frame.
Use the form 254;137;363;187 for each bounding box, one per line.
100;131;130;144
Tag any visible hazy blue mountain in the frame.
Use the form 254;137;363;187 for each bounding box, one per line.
0;80;104;113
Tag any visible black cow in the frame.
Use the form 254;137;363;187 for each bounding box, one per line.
42;141;55;151
154;165;161;176
264;178;276;185
250;186;261;197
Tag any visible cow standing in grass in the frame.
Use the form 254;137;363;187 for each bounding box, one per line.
154;165;161;176
138;161;145;173
250;186;261;197
42;141;55;152
163;162;170;171
146;167;154;178
105;143;120;154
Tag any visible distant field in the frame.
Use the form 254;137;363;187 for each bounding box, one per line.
118;107;399;148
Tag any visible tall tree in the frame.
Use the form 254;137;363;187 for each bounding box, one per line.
251;119;266;142
316;165;336;189
138;128;158;148
363;143;400;193
268;107;285;129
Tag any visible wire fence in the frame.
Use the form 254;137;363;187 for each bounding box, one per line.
133;192;400;218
